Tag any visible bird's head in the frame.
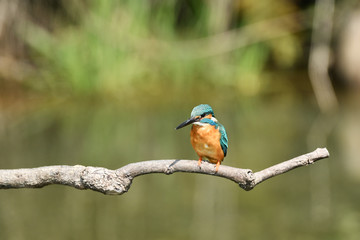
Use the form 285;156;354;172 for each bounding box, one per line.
176;104;215;130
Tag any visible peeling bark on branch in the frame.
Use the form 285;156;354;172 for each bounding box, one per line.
0;148;329;195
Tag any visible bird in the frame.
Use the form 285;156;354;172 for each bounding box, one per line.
176;104;228;172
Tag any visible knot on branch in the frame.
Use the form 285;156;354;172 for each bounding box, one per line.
164;166;174;175
306;155;315;164
164;160;180;175
81;167;132;195
238;170;255;191
306;148;329;165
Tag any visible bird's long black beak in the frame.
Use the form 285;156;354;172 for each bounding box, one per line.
175;117;199;130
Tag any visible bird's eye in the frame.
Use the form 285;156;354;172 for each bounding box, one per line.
200;113;206;118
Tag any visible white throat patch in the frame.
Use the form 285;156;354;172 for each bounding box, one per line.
211;117;218;122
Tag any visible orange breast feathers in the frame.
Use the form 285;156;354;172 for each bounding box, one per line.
190;124;224;164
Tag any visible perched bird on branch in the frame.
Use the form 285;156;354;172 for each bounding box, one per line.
176;104;228;172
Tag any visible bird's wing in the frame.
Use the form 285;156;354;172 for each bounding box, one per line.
218;123;228;157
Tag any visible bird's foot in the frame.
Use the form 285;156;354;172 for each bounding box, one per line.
215;161;221;172
197;157;202;166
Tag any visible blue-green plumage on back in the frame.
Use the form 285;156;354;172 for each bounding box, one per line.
219;123;228;157
176;104;228;172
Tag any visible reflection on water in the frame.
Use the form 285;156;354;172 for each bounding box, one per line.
0;97;359;240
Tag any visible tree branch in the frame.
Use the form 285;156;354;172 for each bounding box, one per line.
0;148;329;195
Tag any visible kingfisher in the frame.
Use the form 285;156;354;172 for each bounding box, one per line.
176;104;228;172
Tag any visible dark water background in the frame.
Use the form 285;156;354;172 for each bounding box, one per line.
1;95;358;240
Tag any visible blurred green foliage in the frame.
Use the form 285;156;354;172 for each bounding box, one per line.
22;0;303;98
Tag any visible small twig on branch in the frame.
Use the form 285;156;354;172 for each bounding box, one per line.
0;148;329;195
